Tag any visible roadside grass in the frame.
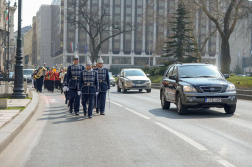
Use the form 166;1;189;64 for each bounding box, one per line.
227;76;252;89
149;75;252;89
149;75;163;83
4;107;25;111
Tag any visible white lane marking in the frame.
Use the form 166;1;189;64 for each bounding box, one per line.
49;99;57;103
217;160;236;167
155;122;207;151
125;108;151;120
111;101;123;107
150;95;158;98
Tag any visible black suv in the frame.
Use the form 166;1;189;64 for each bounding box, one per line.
160;63;237;115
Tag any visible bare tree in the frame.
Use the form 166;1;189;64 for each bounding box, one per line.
67;0;135;61
194;0;252;74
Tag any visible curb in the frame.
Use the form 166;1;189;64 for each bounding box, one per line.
151;84;252;101
0;89;39;153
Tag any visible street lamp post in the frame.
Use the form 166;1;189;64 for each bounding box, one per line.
11;0;26;99
51;41;55;66
7;0;10;77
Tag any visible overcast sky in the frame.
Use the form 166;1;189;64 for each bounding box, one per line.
13;0;52;31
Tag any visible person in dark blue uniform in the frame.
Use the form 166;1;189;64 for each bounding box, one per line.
94;56;110;115
36;67;45;93
64;55;85;116
78;59;98;118
63;68;69;105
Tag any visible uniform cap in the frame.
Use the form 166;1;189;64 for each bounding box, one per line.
97;56;104;64
86;57;92;66
93;61;97;66
73;55;79;60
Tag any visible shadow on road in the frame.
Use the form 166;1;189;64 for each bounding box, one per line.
149;107;234;119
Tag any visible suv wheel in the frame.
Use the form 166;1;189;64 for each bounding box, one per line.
122;83;127;93
161;92;170;109
146;89;151;93
176;94;188;115
117;83;121;92
224;104;236;114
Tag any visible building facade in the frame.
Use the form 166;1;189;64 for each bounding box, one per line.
23;28;33;68
39;0;251;70
36;5;53;67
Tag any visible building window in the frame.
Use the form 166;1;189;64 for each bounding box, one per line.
126;8;131;14
137;0;142;6
125;34;131;40
136;43;142;49
126;16;131;22
137;8;142;14
114;42;120;49
125;42;131;50
126;0;131;5
68;32;74;38
115;7;120;13
114;16;120;22
92;0;98;4
137;17;142;23
112;56;131;64
115;0;120;5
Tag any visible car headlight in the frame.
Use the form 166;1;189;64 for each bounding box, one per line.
146;80;151;83
125;79;132;83
183;85;197;92
226;84;236;92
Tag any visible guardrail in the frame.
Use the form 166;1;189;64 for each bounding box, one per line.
151;83;252;101
0;78;27;97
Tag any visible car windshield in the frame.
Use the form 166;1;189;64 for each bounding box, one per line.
125;70;145;76
109;73;113;77
23;70;34;75
179;65;223;78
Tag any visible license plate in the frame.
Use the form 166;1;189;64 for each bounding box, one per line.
135;84;144;86
205;98;222;102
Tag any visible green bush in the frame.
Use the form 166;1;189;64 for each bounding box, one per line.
142;66;167;76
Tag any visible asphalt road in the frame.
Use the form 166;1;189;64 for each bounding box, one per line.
0;86;251;167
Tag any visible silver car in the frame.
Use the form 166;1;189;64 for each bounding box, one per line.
117;69;151;93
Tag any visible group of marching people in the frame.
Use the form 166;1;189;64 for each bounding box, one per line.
63;55;110;118
32;55;110;118
32;64;66;93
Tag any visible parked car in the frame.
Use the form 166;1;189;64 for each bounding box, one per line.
12;69;35;82
237;74;246;77
109;72;116;86
160;63;237;115
117;68;151;93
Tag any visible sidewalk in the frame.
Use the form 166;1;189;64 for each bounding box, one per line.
0;99;31;128
0;89;39;153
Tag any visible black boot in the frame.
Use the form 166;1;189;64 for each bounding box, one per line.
69;108;73;113
83;111;86;116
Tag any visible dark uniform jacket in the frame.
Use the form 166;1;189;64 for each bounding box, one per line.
94;67;110;92
66;64;85;89
78;69;98;94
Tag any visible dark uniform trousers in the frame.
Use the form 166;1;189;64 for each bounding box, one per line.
36;76;44;92
79;70;98;117
94;68;110;114
67;64;85;113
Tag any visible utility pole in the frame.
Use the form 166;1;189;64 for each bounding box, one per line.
149;32;152;67
42;46;44;65
4;6;6;72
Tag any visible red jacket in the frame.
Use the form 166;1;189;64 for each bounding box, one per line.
45;72;49;80
56;72;60;81
49;71;56;81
